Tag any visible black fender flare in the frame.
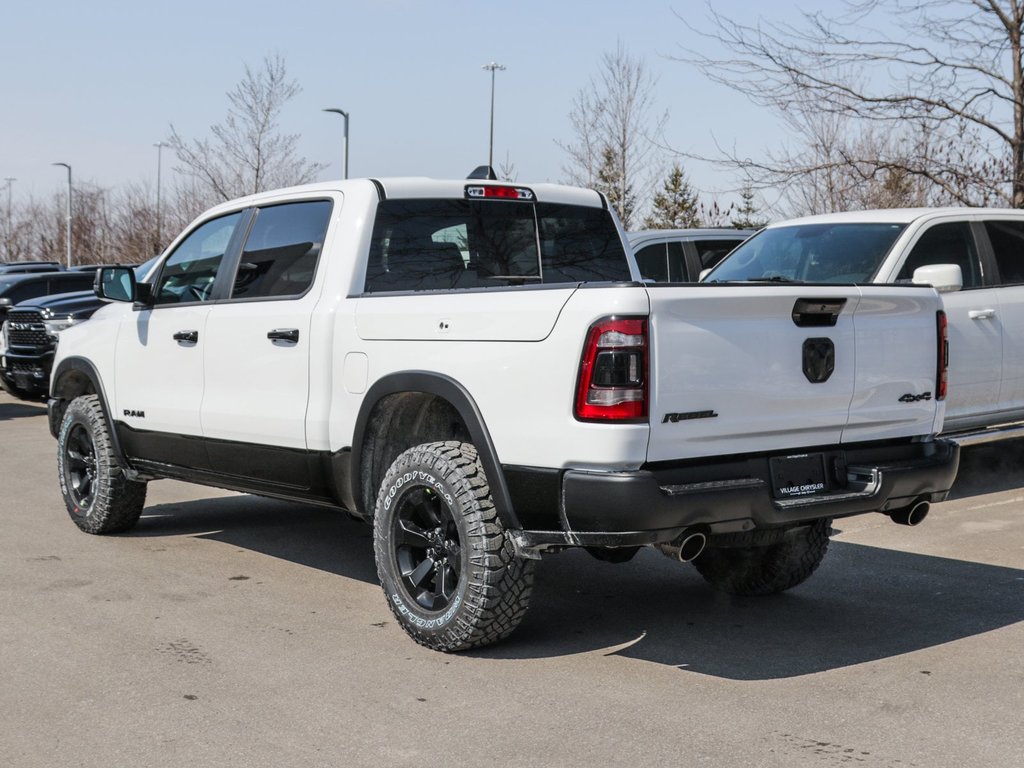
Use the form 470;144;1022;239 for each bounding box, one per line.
351;371;520;530
49;357;127;463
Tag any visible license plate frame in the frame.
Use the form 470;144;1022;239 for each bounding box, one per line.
770;453;830;499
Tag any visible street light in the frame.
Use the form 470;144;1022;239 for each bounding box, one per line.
52;163;72;268
482;62;506;171
3;177;14;261
322;108;350;179
154;141;166;254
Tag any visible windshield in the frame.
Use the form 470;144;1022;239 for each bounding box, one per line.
706;223;907;284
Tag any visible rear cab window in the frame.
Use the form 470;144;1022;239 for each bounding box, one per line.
364;194;629;293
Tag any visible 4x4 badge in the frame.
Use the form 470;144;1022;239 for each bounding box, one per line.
898;392;932;403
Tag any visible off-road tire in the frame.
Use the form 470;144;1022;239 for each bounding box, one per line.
692;519;831;596
373;441;534;652
57;394;147;534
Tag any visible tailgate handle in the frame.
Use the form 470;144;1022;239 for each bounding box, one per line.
792;298;846;327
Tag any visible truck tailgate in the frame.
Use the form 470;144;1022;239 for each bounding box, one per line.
645;284;941;462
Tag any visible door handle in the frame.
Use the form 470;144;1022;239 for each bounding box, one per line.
968;309;996;320
267;328;300;344
173;330;199;344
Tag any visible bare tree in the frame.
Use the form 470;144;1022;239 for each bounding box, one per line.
559;43;667;228
497;151;518;182
168;54;325;205
682;0;1024;209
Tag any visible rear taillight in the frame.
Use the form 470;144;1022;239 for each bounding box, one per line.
936;310;948;401
574;317;648;422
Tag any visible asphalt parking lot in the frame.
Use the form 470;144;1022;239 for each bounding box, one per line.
2;390;1022;767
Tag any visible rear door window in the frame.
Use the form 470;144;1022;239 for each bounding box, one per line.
231;200;332;299
695;239;745;269
983;220;1024;285
667;242;688;281
634;244;669;282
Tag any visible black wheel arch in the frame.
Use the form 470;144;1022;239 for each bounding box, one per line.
351;371;520;530
49;357;127;464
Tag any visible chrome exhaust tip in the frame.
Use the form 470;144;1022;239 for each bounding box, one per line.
657;531;708;563
890;500;930;527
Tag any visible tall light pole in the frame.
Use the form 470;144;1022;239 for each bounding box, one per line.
3;177;14;261
153;141;166;254
52;163;72;268
322;108;349;179
482;62;506;171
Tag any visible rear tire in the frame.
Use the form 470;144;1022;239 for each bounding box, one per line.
57;395;147;534
692;519;831;596
373;441;534;651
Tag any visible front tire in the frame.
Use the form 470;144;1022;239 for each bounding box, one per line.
692;519;831;596
57;395;147;534
373;441;534;651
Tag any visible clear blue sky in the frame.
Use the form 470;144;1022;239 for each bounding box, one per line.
0;0;816;208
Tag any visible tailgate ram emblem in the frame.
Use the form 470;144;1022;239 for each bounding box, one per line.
802;338;835;383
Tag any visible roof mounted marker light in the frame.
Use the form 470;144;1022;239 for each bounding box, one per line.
465;185;535;201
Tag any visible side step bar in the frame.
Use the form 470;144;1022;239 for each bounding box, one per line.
946;422;1024;447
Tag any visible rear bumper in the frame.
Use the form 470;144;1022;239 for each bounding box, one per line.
510;438;960;552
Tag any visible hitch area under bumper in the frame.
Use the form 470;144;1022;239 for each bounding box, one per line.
509;438;959;559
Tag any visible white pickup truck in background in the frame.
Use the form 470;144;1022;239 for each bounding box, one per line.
705;208;1024;443
46;179;958;651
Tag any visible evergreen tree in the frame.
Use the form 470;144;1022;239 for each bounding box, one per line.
596;145;637;228
731;186;768;229
643;164;700;229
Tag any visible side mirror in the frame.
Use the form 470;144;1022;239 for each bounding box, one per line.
94;266;138;303
0;297;12;308
912;263;963;293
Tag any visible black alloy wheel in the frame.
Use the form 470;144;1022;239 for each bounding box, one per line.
392;486;463;612
63;423;98;514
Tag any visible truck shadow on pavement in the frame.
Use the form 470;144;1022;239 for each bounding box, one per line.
131;494;380;584
482;543;1024;678
129;490;1024;680
0;399;46;422
946;437;1024;500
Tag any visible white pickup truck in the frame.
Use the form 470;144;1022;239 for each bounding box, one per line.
47;179;958;651
705;208;1024;442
